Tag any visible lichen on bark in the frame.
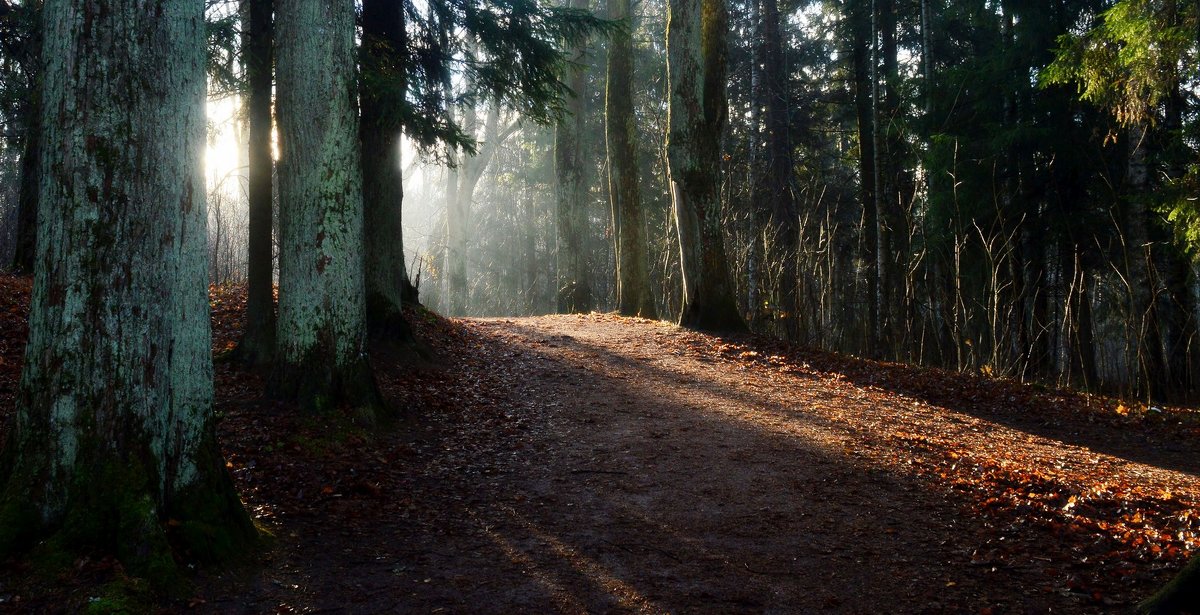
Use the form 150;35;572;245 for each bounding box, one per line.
272;0;391;422
0;0;257;583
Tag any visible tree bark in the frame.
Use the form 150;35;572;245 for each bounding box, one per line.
9;3;40;274
760;0;796;337
666;0;745;331
847;0;878;355
11;97;37;274
872;0;900;355
605;0;656;318
555;0;593;314
0;0;255;572
273;0;388;420
361;0;418;340
232;0;277;365
1139;553;1200;614
1124;122;1167;401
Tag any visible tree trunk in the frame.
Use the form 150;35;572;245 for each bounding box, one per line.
444;133;465;315
0;0;255;572
760;0;796;338
7;1;39;274
848;0;878;355
1139;554;1200;614
232;0;277;365
666;0;745;331
1125;122;1167;400
745;0;763;325
444;103;513;316
273;0;388;420
555;0;593;314
605;0;656;318
361;0;417;340
873;0;900;355
11;98;38;274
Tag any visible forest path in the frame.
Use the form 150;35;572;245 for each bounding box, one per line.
204;312;1198;614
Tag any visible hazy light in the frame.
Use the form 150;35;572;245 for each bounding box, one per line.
205;94;245;200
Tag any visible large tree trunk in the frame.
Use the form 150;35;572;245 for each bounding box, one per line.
555;0;593;314
0;0;254;572
1139;554;1200;614
232;0;277;365
666;0;744;331
361;0;418;339
273;0;387;420
605;0;656;318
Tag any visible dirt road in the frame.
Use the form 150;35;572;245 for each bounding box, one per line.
189;313;1198;614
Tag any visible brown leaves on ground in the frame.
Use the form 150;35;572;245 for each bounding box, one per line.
682;329;1199;570
0;274;30;414
0;279;1196;612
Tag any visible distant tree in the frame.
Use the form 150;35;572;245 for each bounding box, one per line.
230;0;277;365
555;0;593;314
754;0;796;337
841;0;878;354
605;0;656;318
0;0;40;273
666;0;744;330
1047;2;1200;606
443;101;519;316
273;0;388;419
0;0;255;572
1046;0;1199;401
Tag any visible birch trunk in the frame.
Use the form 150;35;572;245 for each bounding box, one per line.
666;0;744;330
273;0;387;419
0;0;254;568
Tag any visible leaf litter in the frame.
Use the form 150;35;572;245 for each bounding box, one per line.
0;278;1196;612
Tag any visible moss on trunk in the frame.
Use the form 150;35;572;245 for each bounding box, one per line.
1139;555;1200;614
1;437;258;591
275;0;391;422
0;0;258;588
270;344;392;425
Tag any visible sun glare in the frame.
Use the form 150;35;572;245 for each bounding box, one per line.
204;95;245;199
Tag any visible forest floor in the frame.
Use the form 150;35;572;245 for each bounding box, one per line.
2;278;1200;613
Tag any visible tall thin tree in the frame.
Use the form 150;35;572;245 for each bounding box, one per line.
554;0;593;314
232;0;277;365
